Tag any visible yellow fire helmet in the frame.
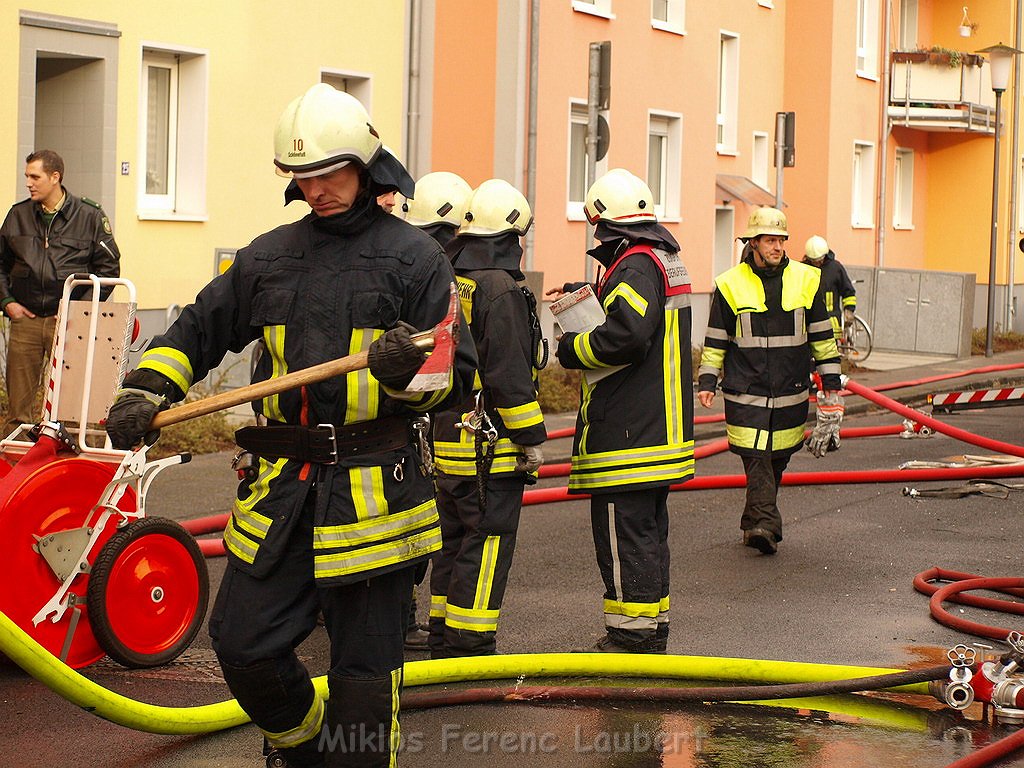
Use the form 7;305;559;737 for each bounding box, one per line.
804;234;829;262
458;179;533;237
273;83;381;178
403;172;474;228
742;206;789;239
583;168;656;225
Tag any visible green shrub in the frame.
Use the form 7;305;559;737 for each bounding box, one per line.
538;365;581;414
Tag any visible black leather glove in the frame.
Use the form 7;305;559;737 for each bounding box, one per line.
368;321;427;390
105;369;178;450
105;388;168;449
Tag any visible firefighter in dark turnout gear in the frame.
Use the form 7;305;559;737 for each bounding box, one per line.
105;84;476;768
803;235;856;341
429;178;546;657
398;170;475;652
555;169;694;654
698;208;843;557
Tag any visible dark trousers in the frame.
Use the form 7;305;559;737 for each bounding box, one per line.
740;453;791;541
210;498;414;767
429;475;524;657
590;488;670;647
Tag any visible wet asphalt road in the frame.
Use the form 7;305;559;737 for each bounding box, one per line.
4;359;1024;767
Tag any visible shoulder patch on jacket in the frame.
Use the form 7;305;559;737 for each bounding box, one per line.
81;197;102;210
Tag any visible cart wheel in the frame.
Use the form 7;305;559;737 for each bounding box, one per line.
0;458;135;668
87;517;209;668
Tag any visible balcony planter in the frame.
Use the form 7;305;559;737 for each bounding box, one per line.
893;49;984;68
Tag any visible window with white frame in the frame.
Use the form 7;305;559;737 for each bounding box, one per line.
647;111;682;219
567;101;608;218
852;141;875;228
898;0;918;50
139;47;208;219
573;0;612;18
717;32;739;154
651;0;684;34
893;148;914;229
856;0;879;77
752;132;770;189
321;70;372;112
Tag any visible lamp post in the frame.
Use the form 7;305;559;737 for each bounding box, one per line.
979;43;1022;357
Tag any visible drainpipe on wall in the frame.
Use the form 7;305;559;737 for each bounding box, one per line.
875;0;893;268
406;0;422;177
1006;0;1023;332
524;0;539;271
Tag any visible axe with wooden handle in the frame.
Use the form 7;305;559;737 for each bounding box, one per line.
148;282;459;430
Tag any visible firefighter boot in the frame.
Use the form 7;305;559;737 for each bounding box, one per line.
323;672;400;767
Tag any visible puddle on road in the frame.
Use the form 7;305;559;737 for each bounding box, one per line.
399;691;1014;767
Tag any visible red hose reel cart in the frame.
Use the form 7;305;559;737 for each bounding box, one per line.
0;275;207;669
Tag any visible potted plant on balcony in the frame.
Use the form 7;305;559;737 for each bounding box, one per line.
893;46;983;68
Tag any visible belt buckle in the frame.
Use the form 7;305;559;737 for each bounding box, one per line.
317;423;338;465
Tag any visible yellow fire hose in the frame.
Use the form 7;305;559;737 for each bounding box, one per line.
1;610;932;736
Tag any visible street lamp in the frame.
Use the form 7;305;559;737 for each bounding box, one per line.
978;43;1022;357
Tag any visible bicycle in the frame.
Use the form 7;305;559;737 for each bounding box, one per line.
838;310;872;364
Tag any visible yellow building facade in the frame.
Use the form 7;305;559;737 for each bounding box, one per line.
1;2;410;311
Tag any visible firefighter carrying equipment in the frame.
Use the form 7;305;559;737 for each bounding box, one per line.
806;390;844;458
584;168;656;225
403;171;473;229
557;242;695;493
698;255;842;458
741;206;789;240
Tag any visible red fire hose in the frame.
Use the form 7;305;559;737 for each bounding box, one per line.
913;568;1024;641
843;379;1024;458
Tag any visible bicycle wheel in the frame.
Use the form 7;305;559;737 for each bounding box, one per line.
845;316;872;364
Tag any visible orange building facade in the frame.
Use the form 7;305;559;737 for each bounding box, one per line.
407;0;1024;336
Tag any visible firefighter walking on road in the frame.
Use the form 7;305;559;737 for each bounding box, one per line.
429;178;547;658
105;84;476;767
698;208;844;557
555;168;694;654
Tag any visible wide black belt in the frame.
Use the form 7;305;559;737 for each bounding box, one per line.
235;416;411;464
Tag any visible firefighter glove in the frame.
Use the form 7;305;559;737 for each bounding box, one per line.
806;390;844;458
105;387;169;450
368;321;427;390
515;444;544;474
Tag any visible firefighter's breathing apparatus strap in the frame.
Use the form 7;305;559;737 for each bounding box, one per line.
902;479;1024;499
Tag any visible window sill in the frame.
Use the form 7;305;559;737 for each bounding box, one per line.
757;0;774;7
893;224;915;231
137;211;209;222
851;223;874;230
856;71;879;83
572;2;614;20
651;20;685;36
716;147;738;157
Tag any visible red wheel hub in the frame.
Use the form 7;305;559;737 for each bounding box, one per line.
99;533;201;657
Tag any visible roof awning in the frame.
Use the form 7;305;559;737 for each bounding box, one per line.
715;175;776;207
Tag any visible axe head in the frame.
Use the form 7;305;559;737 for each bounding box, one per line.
407;281;460;392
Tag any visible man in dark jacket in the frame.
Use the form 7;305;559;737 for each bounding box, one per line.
0;150;120;432
105;84;476;768
429;178;546;658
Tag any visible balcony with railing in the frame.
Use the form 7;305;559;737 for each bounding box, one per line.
888;49;996;133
